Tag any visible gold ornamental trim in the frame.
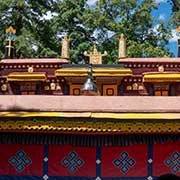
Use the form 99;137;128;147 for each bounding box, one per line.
143;73;180;83
0;120;180;133
55;68;132;77
7;73;47;82
1;112;180;120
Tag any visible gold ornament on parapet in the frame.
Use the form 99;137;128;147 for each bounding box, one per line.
158;65;164;73
28;66;34;73
84;45;107;64
5;26;16;58
1;84;7;91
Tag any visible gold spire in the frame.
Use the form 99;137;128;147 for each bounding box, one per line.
176;27;180;57
6;39;13;58
118;33;126;59
5;26;16;59
176;26;180;33
61;34;70;60
84;45;107;64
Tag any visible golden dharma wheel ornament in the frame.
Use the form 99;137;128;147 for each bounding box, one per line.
84;45;107;64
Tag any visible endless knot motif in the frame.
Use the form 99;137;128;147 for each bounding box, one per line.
164;151;180;174
61;151;84;174
113;151;136;174
8;150;32;172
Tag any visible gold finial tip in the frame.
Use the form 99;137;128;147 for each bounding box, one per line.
120;33;125;40
63;34;68;40
176;26;180;32
6;26;16;34
93;45;98;53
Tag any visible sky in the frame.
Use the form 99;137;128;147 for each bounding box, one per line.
152;0;178;57
87;0;179;57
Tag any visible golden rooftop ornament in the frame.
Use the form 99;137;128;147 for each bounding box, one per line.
5;26;16;59
84;45;107;64
176;26;180;33
118;33;126;59
176;27;180;57
61;34;70;59
6;26;16;34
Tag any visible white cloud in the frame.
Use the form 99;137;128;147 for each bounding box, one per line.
32;44;38;51
43;11;58;20
154;0;167;4
169;29;179;42
150;26;179;43
107;30;115;38
87;0;97;6
152;24;160;34
158;14;165;21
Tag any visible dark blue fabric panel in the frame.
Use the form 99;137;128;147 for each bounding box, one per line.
96;147;101;177
0;176;42;180
148;144;153;177
0;176;159;180
44;145;48;175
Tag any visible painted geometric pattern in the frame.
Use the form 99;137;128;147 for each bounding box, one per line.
48;145;96;177
0;143;180;179
61;151;84;174
8;150;32;172
113;151;136;174
153;142;180;176
164;151;180;174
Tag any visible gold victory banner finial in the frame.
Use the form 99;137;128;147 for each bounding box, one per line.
84;45;107;64
5;26;16;59
61;34;70;60
118;33;126;59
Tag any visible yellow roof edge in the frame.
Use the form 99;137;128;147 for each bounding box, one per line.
55;68;132;77
1;112;180;120
143;73;180;82
7;73;47;82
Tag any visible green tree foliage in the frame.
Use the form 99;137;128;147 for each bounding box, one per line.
52;0;96;63
170;0;180;27
0;0;57;58
0;0;173;63
88;0;172;63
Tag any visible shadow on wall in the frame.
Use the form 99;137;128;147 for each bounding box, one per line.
157;174;180;180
